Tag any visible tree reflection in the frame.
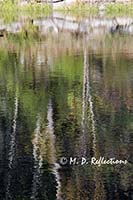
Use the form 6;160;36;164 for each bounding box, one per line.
0;23;132;200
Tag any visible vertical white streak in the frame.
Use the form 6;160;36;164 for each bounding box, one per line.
47;100;62;200
6;92;19;200
31;114;43;200
82;44;96;154
8;96;18;168
33;115;42;163
31;100;62;200
81;47;88;156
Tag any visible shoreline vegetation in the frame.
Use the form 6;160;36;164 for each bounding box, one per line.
0;0;133;15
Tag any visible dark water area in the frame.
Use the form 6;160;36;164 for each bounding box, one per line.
0;13;133;200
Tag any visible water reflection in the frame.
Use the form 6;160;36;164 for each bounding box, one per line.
31;114;43;200
6;94;19;200
82;44;97;155
0;13;132;200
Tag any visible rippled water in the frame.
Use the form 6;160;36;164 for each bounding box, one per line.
0;13;132;200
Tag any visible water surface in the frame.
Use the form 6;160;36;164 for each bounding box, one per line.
0;13;132;200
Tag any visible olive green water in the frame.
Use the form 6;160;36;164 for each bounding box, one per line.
0;14;132;200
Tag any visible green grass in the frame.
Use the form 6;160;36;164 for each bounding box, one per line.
0;1;18;23
55;2;98;14
106;3;133;15
0;1;133;22
0;0;51;11
0;1;52;23
20;3;52;13
57;2;133;16
0;1;52;13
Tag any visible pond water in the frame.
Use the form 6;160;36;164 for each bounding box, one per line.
0;13;132;200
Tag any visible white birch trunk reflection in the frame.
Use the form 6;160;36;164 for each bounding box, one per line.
8;94;19;168
82;40;96;156
31;99;62;200
81;45;88;156
6;86;19;199
47;100;61;200
31;114;43;200
83;41;106;200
